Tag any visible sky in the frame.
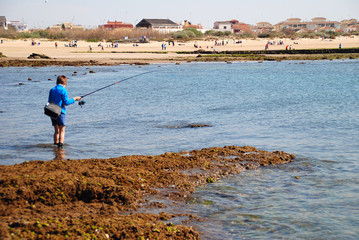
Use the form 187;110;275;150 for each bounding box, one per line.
1;0;359;29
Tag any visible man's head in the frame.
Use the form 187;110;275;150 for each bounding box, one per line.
57;75;67;86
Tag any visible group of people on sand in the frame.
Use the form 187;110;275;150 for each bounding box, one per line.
214;40;229;46
31;41;40;46
96;42;123;50
64;40;78;48
161;41;176;50
264;40;296;50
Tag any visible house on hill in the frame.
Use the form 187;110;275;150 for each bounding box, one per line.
0;16;7;30
136;19;180;33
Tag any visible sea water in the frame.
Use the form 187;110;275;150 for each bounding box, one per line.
0;60;358;239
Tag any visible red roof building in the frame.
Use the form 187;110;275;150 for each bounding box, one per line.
101;21;133;30
229;20;252;33
232;23;252;33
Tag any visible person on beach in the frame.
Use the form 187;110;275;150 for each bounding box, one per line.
48;75;82;148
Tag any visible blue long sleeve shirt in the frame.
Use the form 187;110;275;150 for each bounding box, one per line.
48;84;75;114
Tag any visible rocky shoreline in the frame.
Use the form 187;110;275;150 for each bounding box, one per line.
0;146;295;239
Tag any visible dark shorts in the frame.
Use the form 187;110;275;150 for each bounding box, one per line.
51;113;66;126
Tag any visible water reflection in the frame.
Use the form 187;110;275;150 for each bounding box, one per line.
53;148;66;160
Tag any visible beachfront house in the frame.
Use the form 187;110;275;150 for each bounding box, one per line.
274;18;307;32
254;22;274;33
136;19;181;33
340;19;358;31
229;19;252;34
307;17;340;30
344;25;359;33
213;21;233;32
275;17;340;32
0;16;8;30
100;21;133;30
7;21;28;32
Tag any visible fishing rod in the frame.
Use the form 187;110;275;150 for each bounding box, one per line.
78;70;157;107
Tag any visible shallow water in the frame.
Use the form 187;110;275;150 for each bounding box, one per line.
1;60;358;239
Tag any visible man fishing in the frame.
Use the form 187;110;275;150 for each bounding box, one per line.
48;75;82;148
47;71;155;148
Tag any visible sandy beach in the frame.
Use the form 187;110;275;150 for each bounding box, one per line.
0;36;358;64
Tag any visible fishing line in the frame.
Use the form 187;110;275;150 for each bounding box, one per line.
78;70;158;107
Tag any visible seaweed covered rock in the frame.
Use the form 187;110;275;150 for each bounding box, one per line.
0;146;295;239
27;53;51;59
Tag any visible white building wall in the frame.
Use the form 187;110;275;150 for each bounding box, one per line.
214;22;232;31
7;21;28;31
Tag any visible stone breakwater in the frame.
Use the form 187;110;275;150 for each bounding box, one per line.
0;146;295;239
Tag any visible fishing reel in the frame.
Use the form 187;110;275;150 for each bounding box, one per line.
78;100;86;108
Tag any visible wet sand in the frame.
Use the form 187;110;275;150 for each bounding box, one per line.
0;146;295;239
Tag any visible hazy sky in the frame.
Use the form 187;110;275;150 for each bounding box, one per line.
2;0;358;29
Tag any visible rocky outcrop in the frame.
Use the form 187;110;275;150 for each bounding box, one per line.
27;53;51;59
0;146;294;239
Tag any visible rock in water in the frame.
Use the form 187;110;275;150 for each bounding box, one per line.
188;124;212;128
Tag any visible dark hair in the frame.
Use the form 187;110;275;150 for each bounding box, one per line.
57;75;67;85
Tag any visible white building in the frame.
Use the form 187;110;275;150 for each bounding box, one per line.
7;21;28;31
213;21;233;32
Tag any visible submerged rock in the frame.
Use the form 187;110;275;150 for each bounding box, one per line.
188;124;212;128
